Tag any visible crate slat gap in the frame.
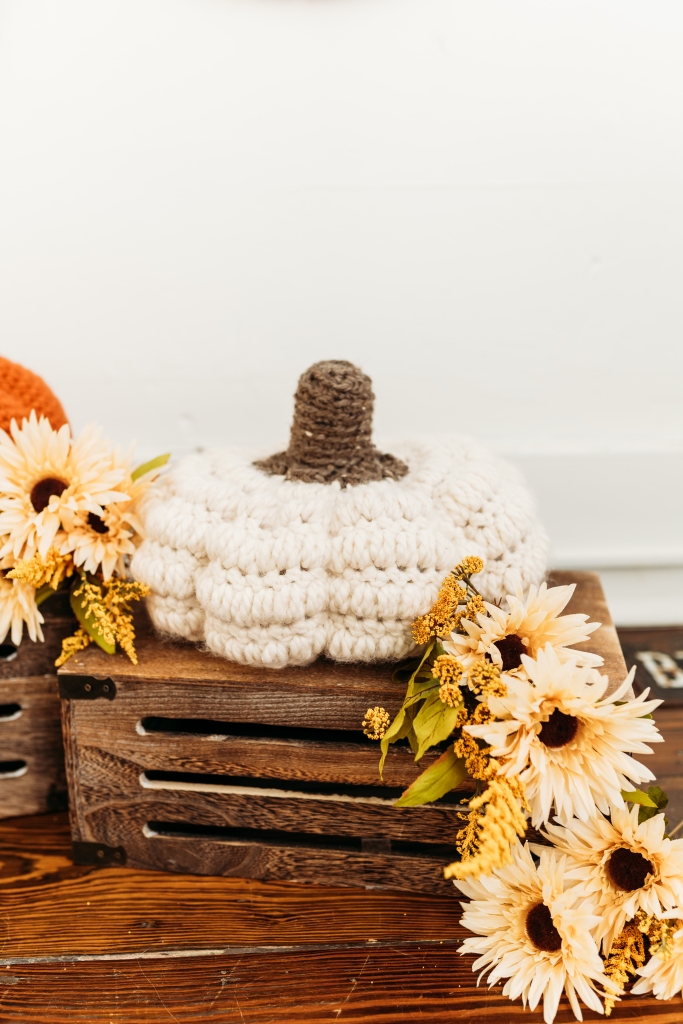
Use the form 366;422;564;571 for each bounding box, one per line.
58;571;627;896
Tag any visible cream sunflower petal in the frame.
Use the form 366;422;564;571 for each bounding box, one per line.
541;805;683;953
0;576;44;645
455;842;610;1023
542;969;565;1024
474;646;663;828
632;924;683;1000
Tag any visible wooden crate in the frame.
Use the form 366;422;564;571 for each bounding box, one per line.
58;571;626;895
0;594;73;819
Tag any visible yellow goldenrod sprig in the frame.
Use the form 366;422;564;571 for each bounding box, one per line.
603;920;646;1016
55;627;92;667
362;706;391;740
100;577;150;664
432;654;464;707
411;557;486;645
451;712;497;779
468;661;507;699
8;548;74;591
450;594;487;635
445;771;528;881
75;576;117;646
412;575;466;644
451;556;485;580
56;575;150;668
432;654;463;684
442;723;527;880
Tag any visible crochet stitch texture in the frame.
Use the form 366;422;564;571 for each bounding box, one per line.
131;437;549;668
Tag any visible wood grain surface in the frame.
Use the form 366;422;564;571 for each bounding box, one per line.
2;949;681;1024
93;727;459;789
0;600;72;819
0;676;65;819
0;811;676;1023
0;592;72;681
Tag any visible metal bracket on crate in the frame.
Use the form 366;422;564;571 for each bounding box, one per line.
58;675;117;701
72;841;127;866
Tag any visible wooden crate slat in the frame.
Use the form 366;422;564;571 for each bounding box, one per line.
73;730;462;790
65;677;406;732
59;636;398;688
0;676;61;759
66;696;471;789
74;777;467;845
111;833;456;896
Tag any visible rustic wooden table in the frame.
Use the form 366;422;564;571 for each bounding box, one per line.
0;585;681;1022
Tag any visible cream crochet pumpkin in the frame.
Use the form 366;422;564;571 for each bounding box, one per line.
132;361;548;668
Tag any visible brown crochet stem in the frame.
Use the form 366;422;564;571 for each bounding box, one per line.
254;360;409;486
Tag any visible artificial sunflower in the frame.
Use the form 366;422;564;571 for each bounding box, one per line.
465;645;662;826
61;449;160;580
456;841;616;1023
443;580;602;674
539;805;683;954
0;413;129;560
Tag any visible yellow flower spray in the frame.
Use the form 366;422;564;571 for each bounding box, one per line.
56;574;150;667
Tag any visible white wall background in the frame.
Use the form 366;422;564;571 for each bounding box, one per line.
0;0;682;623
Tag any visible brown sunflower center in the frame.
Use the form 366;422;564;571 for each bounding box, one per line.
607;847;653;892
87;512;109;535
526;902;562;952
493;633;527;671
538;709;579;749
30;477;68;513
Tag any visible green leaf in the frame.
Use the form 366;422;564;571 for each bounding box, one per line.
639;786;669;824
70;578;115;655
406;725;420;757
382;703;419;769
389;676;441;760
622;789;658;809
412;689;462;761
646;785;669;810
35;583;57;607
131;452;170;482
379;639;435;777
401;678;440;709
394;746;468;807
392;657;422;687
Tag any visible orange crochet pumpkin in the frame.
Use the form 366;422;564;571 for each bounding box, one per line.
0;356;68;435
